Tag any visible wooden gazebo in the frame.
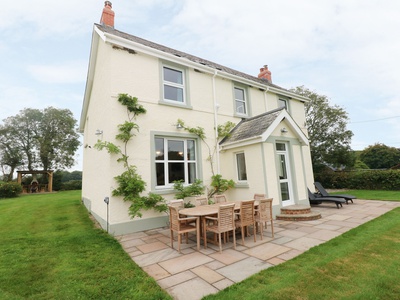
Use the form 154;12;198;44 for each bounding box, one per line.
17;170;54;193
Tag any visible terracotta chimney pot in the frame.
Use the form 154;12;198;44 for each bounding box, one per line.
100;1;115;27
258;65;272;83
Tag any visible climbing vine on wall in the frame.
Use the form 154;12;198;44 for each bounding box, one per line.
175;119;235;198
95;94;168;218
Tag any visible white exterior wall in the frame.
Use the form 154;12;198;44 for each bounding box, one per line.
81;30;314;235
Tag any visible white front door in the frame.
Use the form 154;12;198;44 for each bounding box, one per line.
276;142;294;206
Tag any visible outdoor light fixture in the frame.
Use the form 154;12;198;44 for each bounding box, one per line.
176;123;183;130
95;129;103;135
281;128;288;133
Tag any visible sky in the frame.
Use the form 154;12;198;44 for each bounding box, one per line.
1;0;400;171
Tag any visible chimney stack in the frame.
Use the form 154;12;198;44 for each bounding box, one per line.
100;1;115;27
258;65;272;83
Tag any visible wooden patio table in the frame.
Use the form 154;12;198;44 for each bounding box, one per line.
179;201;259;248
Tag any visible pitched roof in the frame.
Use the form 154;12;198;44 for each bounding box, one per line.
95;24;288;91
220;107;285;145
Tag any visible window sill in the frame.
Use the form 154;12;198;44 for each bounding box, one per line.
159;100;193;110
235;182;249;188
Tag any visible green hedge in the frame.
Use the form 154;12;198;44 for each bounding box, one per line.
60;180;82;191
0;182;23;198
315;170;400;190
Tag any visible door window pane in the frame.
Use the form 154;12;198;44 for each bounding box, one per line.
280;182;290;201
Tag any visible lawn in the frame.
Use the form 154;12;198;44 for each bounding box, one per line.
0;191;172;300
331;189;400;201
1;190;399;300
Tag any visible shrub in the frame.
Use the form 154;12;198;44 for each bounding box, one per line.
315;169;400;190
0;182;23;198
60;180;82;191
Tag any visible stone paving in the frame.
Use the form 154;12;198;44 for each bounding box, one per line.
116;200;400;300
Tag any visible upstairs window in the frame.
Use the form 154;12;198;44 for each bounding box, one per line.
163;66;185;103
234;87;247;115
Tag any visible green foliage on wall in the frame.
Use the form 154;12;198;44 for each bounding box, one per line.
95;94;168;218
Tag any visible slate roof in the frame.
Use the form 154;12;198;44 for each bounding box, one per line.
220;107;285;145
96;24;289;91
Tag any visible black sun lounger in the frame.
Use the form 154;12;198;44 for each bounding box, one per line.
308;189;346;209
314;182;356;204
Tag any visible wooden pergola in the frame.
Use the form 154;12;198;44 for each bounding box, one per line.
17;170;54;193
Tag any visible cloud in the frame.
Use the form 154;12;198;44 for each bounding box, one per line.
27;61;87;84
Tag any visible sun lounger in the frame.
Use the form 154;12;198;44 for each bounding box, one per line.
308;189;346;209
314;182;356;204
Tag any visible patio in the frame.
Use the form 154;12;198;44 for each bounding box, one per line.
117;199;400;300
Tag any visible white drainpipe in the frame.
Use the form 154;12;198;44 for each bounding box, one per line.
212;70;220;175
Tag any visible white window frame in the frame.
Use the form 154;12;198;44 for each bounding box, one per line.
154;137;197;188
235;152;248;182
234;86;248;116
162;65;186;104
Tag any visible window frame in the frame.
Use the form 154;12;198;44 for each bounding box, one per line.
278;98;289;111
154;135;199;189
233;85;248;117
159;62;191;108
235;152;248;182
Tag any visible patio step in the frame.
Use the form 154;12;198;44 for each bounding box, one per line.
276;204;321;221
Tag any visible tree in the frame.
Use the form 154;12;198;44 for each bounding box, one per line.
291;86;355;171
359;143;400;169
0;107;80;172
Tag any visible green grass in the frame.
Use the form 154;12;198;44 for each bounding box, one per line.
2;191;400;300
0;191;172;300
205;208;400;299
330;189;400;201
203;199;400;299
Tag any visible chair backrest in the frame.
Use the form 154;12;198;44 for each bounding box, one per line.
214;194;227;203
168;205;181;231
308;189;317;200
254;193;266;200
217;203;236;232
257;198;273;221
169;199;184;209
195;196;208;206
239;200;255;226
314;182;329;197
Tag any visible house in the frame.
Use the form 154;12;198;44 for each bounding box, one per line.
79;2;314;235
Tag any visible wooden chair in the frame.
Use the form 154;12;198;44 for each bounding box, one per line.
214;194;227;203
169;205;200;253
169;199;184;208
255;198;274;239
254;193;266;200
195;196;208;206
204;203;236;253
235;200;256;245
